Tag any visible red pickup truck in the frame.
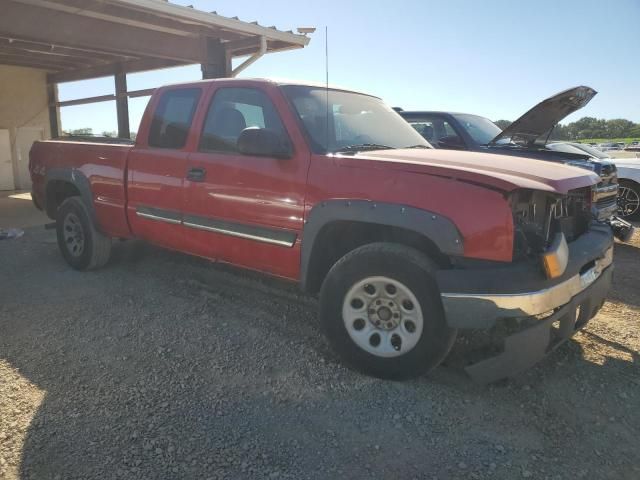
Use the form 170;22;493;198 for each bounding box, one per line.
30;79;614;382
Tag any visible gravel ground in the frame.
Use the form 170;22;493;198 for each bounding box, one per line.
1;226;639;480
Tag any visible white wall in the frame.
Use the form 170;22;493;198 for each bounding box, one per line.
0;65;52;191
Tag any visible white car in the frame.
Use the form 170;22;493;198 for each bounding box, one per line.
548;142;640;219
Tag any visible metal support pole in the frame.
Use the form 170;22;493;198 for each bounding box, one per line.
231;37;267;77
115;69;130;139
46;83;60;138
201;37;231;79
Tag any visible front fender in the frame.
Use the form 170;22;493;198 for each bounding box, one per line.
616;165;640;184
300;200;463;291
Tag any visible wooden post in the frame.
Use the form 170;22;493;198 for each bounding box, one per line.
114;67;130;139
201;37;231;79
46;83;60;138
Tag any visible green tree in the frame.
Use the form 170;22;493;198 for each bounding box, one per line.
549;124;570;140
494;120;512;130
605;119;635;138
65;128;93;136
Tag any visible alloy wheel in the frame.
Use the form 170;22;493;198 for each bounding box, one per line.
617;186;640;218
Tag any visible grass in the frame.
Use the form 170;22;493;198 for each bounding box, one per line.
577;137;640;145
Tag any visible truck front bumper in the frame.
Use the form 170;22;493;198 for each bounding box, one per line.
436;224;614;383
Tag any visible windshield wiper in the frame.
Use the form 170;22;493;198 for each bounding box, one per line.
404;144;431;149
335;143;395;154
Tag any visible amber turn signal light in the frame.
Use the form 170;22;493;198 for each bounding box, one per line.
542;233;569;279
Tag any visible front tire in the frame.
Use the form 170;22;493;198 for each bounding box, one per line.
56;197;112;271
319;243;456;380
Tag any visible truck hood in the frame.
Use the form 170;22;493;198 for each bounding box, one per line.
351;148;599;194
489;86;597;147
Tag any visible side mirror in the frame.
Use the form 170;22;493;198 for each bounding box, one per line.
237;127;292;159
437;135;466;150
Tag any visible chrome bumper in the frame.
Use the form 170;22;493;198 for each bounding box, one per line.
462;264;613;383
440;246;613;327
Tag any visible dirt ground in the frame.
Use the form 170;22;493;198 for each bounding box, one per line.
1;224;639;480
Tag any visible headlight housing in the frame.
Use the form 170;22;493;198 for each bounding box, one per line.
510;188;591;262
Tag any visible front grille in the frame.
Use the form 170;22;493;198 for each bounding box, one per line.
592;163;618;220
598;163;617;186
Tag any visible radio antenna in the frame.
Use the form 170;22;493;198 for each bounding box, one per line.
325;26;329;154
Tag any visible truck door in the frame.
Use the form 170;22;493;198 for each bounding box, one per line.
127;87;202;251
184;85;307;280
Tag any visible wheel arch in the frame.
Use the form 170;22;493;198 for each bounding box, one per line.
45;168;97;224
300;200;464;293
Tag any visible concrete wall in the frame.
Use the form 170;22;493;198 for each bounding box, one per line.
0;65;53;191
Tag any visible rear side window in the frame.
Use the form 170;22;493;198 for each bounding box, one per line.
148;88;201;149
199;87;286;153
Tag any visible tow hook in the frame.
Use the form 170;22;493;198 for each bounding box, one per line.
608;216;635;242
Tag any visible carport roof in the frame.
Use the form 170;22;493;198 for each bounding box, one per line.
0;0;310;83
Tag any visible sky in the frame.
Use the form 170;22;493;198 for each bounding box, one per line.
59;0;640;134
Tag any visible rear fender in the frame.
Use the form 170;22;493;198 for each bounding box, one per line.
45;168;97;226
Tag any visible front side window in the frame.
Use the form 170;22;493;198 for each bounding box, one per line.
281;85;430;154
199;87;286;153
148;88;201;149
408;116;463;148
409;121;436;143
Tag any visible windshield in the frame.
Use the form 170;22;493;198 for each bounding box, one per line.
451;113;504;145
281;85;430;154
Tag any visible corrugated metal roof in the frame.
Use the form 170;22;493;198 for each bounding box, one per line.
0;0;311;82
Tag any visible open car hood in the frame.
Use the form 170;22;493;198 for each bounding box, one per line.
489;86;597;146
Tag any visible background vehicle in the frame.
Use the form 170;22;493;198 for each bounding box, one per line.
398;86;633;238
598;142;623;151
30;79;613;383
548;142;640;220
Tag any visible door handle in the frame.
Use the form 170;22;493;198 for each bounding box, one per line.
186;167;206;182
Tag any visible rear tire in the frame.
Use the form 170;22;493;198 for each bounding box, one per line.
617;179;640;220
319;242;456;380
56;197;111;270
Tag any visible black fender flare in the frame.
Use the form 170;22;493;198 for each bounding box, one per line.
300;200;464;291
45;167;97;225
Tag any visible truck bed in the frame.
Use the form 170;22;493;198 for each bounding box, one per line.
53;135;135;145
30;139;133;238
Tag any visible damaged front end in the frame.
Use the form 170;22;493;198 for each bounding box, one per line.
510;187;592;263
436;188;614;383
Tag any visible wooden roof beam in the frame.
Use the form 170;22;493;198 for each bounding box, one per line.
11;0;200;38
47;58;188;84
0;48;99;69
0;2;204;62
0;56;61;71
0;37;134;62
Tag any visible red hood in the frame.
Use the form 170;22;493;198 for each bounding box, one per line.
344;148;599;194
